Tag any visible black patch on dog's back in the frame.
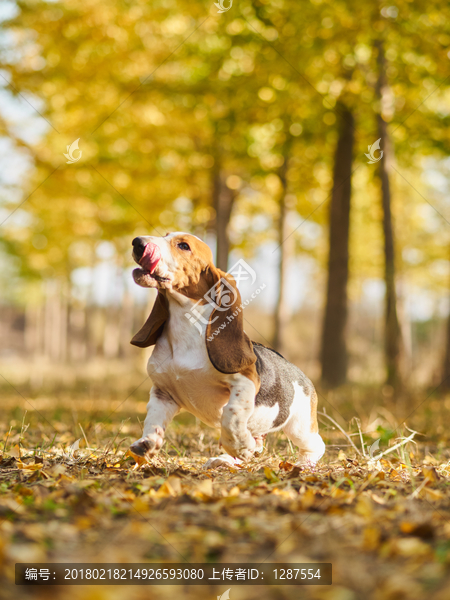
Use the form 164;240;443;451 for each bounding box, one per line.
252;342;315;428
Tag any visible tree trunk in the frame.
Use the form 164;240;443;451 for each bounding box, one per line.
272;154;294;354
59;283;68;363
320;106;354;388
443;274;450;386
119;291;134;358
376;41;403;388
212;167;235;271
103;304;120;359
25;303;38;356
44;279;62;361
441;248;450;388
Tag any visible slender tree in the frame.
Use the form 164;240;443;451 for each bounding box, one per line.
376;40;403;388
212;165;236;272
442;249;450;387
320;106;354;388
272;149;294;354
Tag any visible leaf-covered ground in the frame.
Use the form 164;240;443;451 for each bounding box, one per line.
1;388;450;600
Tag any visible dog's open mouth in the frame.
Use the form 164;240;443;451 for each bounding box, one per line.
140;270;169;283
132;267;170;287
134;243;170;282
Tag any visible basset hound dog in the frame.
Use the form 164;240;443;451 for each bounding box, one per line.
129;232;325;468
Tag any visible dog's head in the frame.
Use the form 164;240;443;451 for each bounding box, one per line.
130;232;256;374
131;232;215;297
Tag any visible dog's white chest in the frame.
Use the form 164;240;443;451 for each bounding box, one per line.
147;311;230;427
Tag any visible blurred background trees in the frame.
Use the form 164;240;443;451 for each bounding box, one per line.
1;0;450;393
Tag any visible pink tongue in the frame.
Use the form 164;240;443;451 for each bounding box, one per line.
139;243;161;273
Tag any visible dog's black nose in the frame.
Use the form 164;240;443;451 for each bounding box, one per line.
132;237;146;260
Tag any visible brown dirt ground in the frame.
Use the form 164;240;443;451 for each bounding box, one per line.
1;385;450;600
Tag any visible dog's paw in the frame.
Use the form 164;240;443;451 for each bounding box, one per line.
220;432;256;461
204;454;243;470
295;435;325;467
220;444;255;462
294;452;322;469
294;457;319;469
129;430;164;458
129;438;157;458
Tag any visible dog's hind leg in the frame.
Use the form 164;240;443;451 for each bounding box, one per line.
129;387;179;459
282;383;325;465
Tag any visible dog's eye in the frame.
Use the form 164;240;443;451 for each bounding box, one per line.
177;242;190;251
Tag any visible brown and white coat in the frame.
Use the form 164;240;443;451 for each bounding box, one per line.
129;232;325;467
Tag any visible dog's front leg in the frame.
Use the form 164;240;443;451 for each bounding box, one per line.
129;387;179;459
220;374;256;461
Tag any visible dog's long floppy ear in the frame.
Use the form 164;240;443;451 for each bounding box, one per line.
205;268;256;374
130;292;169;348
